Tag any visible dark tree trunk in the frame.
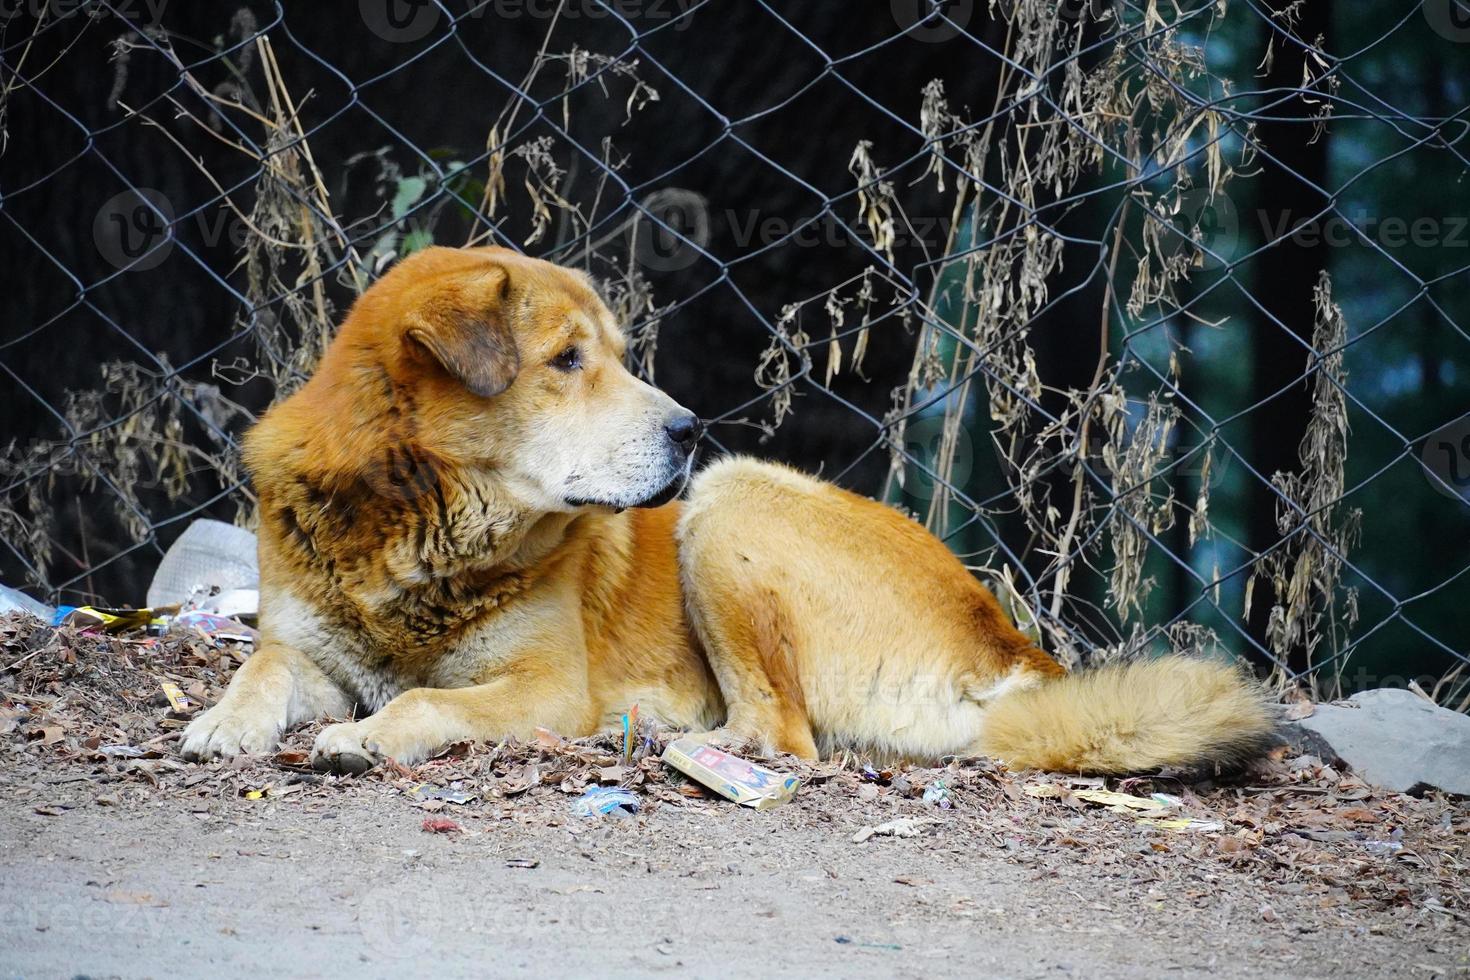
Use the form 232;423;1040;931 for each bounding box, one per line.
1244;0;1335;669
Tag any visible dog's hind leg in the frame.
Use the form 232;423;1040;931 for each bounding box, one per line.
182;642;352;760
681;582;820;760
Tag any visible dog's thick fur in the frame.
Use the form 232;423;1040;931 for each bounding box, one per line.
182;246;1274;774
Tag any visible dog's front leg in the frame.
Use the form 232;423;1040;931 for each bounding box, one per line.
182;643;352;760
310;663;586;773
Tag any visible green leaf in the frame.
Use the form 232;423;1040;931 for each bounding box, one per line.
400;228;435;255
391;176;429;220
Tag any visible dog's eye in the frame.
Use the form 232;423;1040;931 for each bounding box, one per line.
550;346;582;372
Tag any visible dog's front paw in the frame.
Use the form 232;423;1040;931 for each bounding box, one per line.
181;704;282;761
311;722;382;774
311;720;429;774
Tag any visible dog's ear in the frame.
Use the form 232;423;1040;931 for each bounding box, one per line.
406;267;519;397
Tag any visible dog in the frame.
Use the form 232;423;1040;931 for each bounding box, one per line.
182;245;1273;774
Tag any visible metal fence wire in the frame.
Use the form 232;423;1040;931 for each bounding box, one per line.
2;0;1468;707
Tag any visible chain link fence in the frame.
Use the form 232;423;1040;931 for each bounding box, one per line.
2;0;1467;707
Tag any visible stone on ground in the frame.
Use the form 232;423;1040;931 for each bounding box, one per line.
1297;688;1470;795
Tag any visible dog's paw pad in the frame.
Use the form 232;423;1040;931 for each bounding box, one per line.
311;722;387;774
311;750;377;774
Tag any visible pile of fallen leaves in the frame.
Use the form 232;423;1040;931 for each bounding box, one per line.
2;611;1467;930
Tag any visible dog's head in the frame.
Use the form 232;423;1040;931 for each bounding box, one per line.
337;246;700;512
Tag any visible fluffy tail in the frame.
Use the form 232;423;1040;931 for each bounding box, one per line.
978;657;1276;774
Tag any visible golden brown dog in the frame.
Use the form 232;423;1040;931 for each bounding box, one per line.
182;245;1273;774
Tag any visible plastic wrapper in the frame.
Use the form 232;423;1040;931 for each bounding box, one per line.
661;737;799;810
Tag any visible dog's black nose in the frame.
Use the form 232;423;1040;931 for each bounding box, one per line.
664;413;703;452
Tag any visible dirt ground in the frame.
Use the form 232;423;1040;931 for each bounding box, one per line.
2;615;1468;979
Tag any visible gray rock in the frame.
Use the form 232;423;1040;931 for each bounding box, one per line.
1298;688;1470;795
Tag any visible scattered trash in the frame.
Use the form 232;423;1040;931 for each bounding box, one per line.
1363;830;1405;857
98;743;145;758
0;583;53;620
621;704;639;764
834;936;902;950
505;857;540;869
407;783;477;805
1139;818;1225;833
661;737;800;811
421;818;461;834
921;779;952;809
171;610;258;645
56;606;170;633
195;587;259;623
569;785;641;818
1036;785;1220;831
146;518;259;608
851;817;941;844
160;682;193;713
1071;789;1172;812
